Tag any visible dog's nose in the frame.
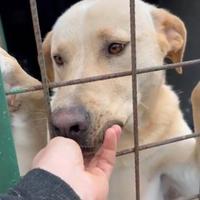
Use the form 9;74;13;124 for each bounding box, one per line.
51;106;90;143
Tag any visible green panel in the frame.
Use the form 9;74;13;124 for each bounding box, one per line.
0;16;7;50
0;70;20;193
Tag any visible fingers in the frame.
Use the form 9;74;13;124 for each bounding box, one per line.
32;148;46;168
88;125;122;179
32;137;84;169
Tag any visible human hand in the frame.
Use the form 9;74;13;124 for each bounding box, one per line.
32;125;122;200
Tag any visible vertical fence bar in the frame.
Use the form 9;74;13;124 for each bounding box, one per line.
130;0;140;199
29;0;53;136
0;70;20;193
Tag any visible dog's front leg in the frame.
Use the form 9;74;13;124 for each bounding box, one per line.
0;47;47;175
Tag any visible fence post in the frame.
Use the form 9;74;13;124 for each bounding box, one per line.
0;16;7;50
0;69;20;193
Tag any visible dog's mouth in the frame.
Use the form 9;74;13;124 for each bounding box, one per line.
81;120;124;158
81;147;97;159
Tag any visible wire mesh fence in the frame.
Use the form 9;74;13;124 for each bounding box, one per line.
0;0;200;199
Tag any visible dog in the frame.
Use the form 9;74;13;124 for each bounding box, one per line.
0;48;47;175
1;0;200;199
43;0;199;199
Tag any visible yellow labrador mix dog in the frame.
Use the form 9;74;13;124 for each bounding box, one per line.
0;48;47;175
43;0;199;199
1;0;200;199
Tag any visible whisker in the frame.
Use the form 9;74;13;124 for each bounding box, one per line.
28;117;47;122
140;101;149;110
29;111;46;114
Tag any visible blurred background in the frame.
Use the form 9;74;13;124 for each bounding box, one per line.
0;0;200;128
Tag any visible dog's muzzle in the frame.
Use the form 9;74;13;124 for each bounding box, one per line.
51;106;123;156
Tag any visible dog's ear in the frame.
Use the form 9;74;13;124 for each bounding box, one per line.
42;31;54;82
152;9;187;74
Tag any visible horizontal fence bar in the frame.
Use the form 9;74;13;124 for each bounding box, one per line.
138;58;200;74
117;133;200;157
6;71;132;95
5;58;200;96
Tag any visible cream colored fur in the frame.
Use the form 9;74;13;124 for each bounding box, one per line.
1;0;200;199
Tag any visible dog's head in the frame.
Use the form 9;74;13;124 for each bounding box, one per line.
43;0;186;153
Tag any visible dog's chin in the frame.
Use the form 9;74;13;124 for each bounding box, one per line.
81;120;124;159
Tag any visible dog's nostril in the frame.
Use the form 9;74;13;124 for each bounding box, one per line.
53;126;60;133
70;124;81;134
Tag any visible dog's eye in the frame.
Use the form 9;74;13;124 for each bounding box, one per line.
53;55;64;66
108;43;126;55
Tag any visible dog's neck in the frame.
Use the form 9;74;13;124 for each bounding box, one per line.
119;84;191;151
139;84;191;143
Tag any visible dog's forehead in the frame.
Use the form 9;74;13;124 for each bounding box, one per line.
52;0;156;41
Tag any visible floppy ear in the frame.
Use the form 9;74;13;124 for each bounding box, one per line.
42;31;54;82
152;9;187;74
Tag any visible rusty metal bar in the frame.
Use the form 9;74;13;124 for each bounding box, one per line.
117;133;200;157
130;0;140;199
29;0;53;136
6;71;133;95
138;58;200;74
5;58;200;96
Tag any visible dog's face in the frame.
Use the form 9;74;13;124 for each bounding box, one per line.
43;0;186;152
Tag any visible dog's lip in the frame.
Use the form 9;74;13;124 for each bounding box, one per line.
101;120;124;134
80;120;124;158
81;146;97;158
81;146;96;152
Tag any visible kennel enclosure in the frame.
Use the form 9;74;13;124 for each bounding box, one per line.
0;0;200;199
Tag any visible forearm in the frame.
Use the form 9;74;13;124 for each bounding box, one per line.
0;169;80;200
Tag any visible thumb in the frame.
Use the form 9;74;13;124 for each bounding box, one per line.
89;125;122;179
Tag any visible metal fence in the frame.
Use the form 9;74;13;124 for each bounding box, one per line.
0;0;200;199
